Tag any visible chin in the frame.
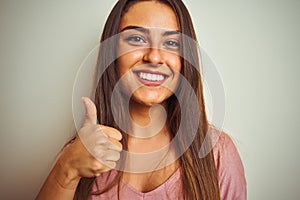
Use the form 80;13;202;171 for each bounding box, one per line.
132;93;170;107
134;97;165;106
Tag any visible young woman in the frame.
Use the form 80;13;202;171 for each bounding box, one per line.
36;0;246;199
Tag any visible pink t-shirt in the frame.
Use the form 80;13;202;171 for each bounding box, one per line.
91;132;247;200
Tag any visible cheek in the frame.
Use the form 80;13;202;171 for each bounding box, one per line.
117;51;144;75
166;55;181;72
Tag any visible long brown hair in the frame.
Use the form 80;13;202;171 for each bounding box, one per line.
74;0;220;199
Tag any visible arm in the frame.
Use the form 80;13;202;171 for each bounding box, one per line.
35;159;80;200
35;97;122;200
214;132;247;200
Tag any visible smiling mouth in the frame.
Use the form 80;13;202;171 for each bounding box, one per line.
134;70;169;86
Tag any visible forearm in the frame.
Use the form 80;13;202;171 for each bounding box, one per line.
35;163;80;200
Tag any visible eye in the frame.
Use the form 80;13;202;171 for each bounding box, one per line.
124;35;146;44
164;40;180;49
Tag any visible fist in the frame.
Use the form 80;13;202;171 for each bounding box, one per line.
78;97;123;171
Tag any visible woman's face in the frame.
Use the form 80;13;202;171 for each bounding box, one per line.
117;1;181;107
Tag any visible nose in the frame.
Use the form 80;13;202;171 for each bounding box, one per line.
143;47;164;65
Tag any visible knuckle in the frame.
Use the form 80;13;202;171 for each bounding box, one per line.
112;151;121;160
93;148;105;159
97;136;108;144
91;160;103;171
114;141;122;149
107;161;116;169
115;152;121;160
92;125;100;132
96;125;103;131
118;142;123;149
115;143;123;151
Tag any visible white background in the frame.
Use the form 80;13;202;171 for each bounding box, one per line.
0;0;299;199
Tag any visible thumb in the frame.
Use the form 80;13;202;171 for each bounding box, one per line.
82;97;98;125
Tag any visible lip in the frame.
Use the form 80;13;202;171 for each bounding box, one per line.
133;70;169;86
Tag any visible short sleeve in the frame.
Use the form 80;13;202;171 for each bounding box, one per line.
213;132;247;200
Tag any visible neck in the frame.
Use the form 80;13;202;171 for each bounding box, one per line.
128;99;170;153
129;99;153;126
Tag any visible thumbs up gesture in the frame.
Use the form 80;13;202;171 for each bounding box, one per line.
54;97;122;188
79;97;123;170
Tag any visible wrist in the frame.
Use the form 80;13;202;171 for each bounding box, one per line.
52;160;81;190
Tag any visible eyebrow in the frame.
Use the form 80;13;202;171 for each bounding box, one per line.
162;30;180;36
120;26;149;34
120;25;180;36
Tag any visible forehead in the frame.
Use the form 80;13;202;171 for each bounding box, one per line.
119;1;179;31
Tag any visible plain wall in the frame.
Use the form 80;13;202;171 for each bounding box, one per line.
0;0;299;199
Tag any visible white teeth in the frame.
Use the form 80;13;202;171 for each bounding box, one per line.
138;72;165;81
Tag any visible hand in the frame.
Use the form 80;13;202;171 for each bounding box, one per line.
54;97;122;188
